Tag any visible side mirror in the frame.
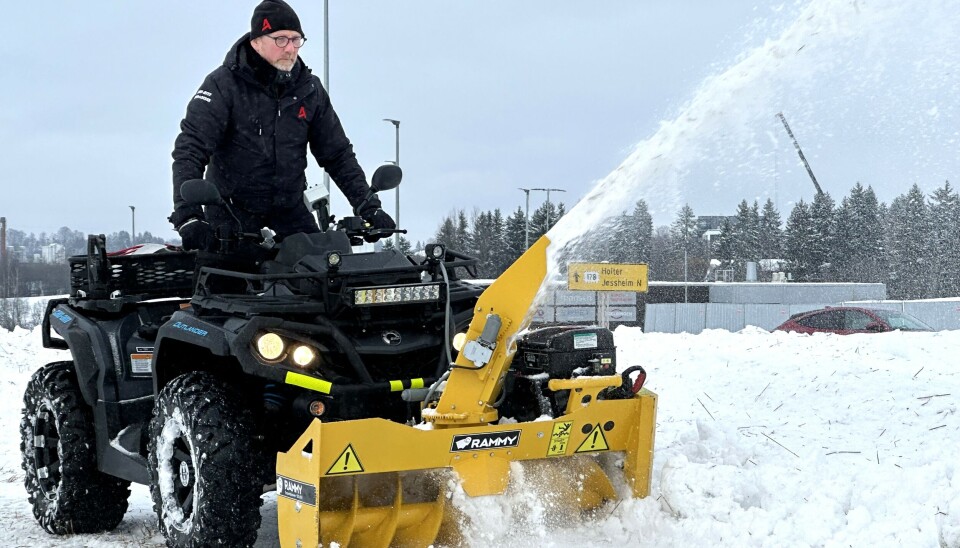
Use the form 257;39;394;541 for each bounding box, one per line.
180;179;223;206
865;322;885;332
370;164;402;193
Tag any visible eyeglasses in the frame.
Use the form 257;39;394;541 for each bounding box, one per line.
264;35;306;48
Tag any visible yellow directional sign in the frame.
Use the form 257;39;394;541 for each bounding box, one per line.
325;444;364;475
568;263;648;292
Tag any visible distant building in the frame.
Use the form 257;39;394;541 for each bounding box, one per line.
696;215;736;243
41;243;65;264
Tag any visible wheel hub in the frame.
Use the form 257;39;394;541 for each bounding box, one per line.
31;405;62;497
179;461;191;486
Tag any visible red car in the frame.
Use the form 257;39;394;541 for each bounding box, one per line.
774;306;934;334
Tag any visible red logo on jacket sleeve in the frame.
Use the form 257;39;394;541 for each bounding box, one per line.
298;106;307;119
262;18;272;32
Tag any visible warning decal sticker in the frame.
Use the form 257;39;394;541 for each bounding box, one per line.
325;444;365;475
547;421;573;456
575;423;610;453
130;353;153;375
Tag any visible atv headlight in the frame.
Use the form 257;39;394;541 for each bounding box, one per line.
256;333;285;361
354;284;441;306
291;345;316;367
452;332;467;351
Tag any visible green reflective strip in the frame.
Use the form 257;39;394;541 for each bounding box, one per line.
389;380;403;392
285;371;332;394
411;378;424;389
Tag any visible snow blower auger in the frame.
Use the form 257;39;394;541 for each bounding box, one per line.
276;236;658;548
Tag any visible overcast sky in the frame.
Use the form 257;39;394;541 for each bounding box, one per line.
2;1;958;244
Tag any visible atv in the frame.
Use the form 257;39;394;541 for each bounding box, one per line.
21;165;657;547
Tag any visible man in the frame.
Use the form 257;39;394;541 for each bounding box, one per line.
169;0;395;251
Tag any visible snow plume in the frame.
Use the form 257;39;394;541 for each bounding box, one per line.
547;0;960;269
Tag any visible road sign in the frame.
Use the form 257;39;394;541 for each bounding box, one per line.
568;263;648;292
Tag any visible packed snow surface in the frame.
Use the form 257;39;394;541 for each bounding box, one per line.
2;325;958;546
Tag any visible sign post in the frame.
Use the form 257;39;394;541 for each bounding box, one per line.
567;263;649;329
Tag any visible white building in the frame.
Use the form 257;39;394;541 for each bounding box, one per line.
41;243;65;264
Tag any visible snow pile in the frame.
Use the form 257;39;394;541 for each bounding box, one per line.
2;326;958;546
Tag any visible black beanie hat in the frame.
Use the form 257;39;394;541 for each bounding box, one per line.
250;0;303;39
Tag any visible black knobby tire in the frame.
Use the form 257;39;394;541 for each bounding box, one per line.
19;361;131;534
148;371;266;548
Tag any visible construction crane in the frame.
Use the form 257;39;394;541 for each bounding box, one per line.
777;112;824;196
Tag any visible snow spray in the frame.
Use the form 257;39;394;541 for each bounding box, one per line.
546;0;960;274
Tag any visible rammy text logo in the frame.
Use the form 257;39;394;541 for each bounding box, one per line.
52;309;73;324
172;321;208;337
450;430;521;452
276;475;316;506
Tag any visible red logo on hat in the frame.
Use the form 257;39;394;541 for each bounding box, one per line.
262;18;272;32
298;106;307;119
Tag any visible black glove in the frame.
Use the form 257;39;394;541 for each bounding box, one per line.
361;208;396;242
178;218;215;251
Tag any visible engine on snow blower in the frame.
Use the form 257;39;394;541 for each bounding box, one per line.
501;326;647;422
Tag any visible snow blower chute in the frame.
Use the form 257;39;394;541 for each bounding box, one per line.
275;236;657;547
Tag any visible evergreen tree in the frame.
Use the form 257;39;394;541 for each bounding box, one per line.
834;183;885;283
647;226;676;281
669;204;707;282
470;211;497;277
398;235;412;254
608;212;634;263
503;207;528;267
807;192;836;280
886;185;933;299
783;200;817;280
727;199;760;274
631;200;654;262
928;181;960;297
456;210;471;252
758;198;783;259
490;209;510;275
433;214;458;250
713;217;739;277
529;201;559;241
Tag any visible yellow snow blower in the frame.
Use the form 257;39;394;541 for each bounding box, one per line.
275;236;657;547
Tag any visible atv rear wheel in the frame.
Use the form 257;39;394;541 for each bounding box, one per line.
20;361;131;534
148;371;266;548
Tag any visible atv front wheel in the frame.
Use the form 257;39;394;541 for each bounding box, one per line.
20;361;131;534
148;371;266;547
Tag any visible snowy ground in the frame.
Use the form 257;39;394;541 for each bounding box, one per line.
1;325;958;546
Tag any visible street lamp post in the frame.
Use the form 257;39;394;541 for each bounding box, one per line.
322;0;330;194
129;206;135;244
518;188;531;249
383;119;400;248
531;187;566;228
518;187;565;249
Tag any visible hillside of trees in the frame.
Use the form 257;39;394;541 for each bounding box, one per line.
426;181;960;301
3;178;958;328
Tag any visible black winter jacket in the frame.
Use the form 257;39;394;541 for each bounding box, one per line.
170;35;377;227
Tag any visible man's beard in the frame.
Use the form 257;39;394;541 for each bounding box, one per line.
271;58;296;72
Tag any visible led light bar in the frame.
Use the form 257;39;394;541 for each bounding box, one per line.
354;284;442;306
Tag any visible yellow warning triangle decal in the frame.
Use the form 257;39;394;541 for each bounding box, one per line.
326;444;364;475
575;424;610;453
